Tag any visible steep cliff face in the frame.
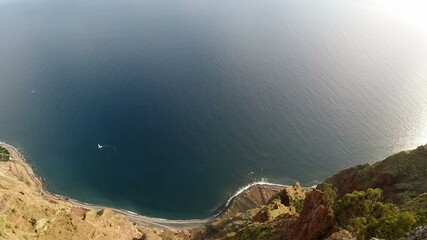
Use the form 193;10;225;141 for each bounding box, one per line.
220;184;284;221
0;144;188;240
1;143;426;240
192;183;312;240
0;161;142;239
286;189;335;240
253;182;306;223
315;144;427;240
206;144;427;240
320;144;427;204
190;184;286;240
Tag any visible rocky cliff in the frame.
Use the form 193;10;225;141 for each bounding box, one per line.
192;144;427;240
0;144;188;240
1;143;426;240
320;144;427;204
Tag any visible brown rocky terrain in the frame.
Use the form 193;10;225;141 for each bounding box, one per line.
1;143;426;239
320;144;427;204
0;144;190;240
191;144;427;240
0;143;291;240
285;189;334;240
191;182;314;240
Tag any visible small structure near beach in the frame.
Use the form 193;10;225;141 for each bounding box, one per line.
0;146;10;161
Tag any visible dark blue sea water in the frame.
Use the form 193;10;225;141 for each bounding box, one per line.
0;0;426;219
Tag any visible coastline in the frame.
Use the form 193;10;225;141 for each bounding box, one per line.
0;142;290;230
2;142;425;239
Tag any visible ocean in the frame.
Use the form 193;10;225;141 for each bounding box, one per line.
0;0;426;219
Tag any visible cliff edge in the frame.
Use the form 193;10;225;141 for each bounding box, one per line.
1;143;426;239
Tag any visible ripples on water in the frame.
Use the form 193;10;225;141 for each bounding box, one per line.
0;0;426;218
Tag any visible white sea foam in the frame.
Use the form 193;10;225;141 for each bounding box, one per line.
224;178;285;207
210;178;290;218
0;142;309;224
0;142;28;163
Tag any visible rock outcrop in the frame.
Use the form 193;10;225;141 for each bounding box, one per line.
400;226;427;240
277;182;306;206
324;229;355;240
252;197;290;223
320;144;427;204
191;184;285;240
0;144;187;240
222;185;284;218
1;142;426;240
253;182;306;223
401;192;427;224
0;173;144;240
286;189;335;240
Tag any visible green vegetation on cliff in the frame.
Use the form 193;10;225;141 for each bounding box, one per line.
319;144;427;240
402;193;427;224
1;143;426;240
321;144;427;204
0;146;10;161
194;145;427;240
334;188;416;240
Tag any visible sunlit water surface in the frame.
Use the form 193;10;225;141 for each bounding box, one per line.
0;0;426;218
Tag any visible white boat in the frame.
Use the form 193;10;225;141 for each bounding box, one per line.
97;144;103;149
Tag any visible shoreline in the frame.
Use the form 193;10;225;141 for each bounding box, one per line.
0;141;290;230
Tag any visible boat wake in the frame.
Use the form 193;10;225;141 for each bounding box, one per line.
0;147;287;225
97;144;116;150
0;142;301;229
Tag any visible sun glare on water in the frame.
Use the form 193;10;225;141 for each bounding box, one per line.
374;0;427;146
373;0;427;33
418;116;427;145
